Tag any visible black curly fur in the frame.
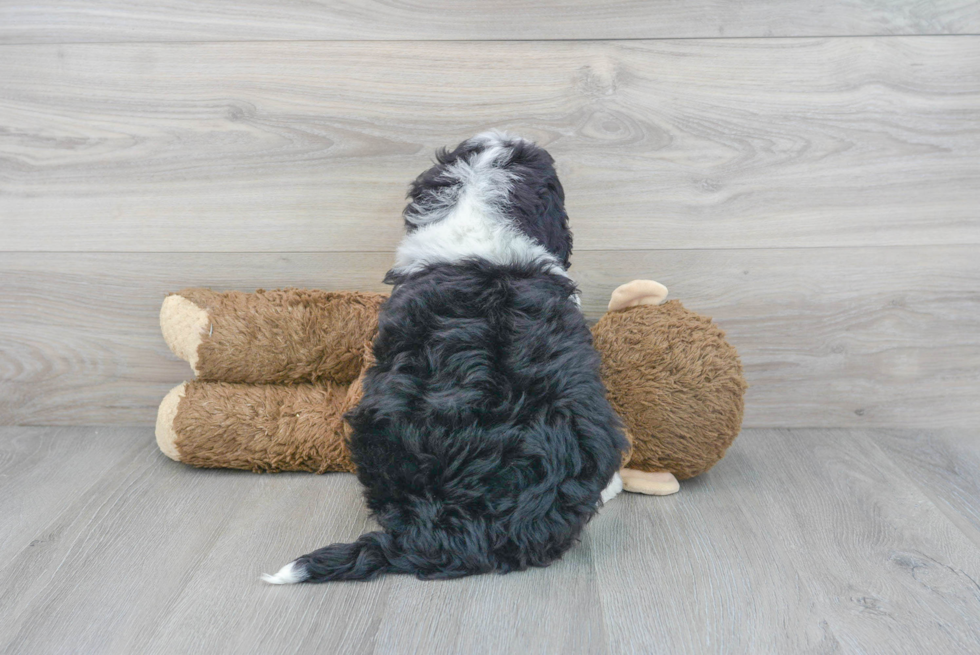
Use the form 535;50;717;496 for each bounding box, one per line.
286;135;626;582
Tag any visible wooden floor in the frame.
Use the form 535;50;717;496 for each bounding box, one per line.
1;426;979;653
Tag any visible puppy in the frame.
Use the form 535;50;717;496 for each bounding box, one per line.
264;132;627;583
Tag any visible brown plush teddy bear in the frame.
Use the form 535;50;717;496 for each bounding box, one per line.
155;281;746;495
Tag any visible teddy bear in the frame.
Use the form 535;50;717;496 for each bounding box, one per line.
155;280;746;495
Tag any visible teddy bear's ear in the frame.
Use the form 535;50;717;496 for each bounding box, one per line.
607;280;669;312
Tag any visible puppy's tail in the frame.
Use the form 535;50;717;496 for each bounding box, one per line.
262;531;404;584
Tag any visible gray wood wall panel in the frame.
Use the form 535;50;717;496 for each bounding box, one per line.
2;38;978;252
2;247;977;428
1;1;978;43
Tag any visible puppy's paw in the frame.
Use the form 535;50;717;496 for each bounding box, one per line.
600;471;624;504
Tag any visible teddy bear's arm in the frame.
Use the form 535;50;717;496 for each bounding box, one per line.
160;288;386;385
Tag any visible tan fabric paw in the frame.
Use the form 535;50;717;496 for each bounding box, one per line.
620;469;680;495
156;382;188;461
607;280;668;312
160;295;210;374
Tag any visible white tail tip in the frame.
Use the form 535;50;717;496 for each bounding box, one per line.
261;560;307;585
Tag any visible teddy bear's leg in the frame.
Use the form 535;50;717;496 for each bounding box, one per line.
612;427;678;495
160;288;386;385
608;388;680;496
155;380;356;473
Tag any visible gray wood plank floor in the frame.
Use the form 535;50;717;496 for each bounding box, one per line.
2;426;979;654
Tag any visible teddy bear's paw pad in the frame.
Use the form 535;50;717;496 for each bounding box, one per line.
160;295;210;373
620;469;680;495
608;280;668;312
155;383;187;461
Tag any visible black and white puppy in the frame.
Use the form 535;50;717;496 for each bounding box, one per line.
264;132;627;583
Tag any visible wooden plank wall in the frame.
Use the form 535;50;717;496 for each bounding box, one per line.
2;1;979;41
1;4;978;427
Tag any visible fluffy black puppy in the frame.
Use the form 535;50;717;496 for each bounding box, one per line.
263;132;627;583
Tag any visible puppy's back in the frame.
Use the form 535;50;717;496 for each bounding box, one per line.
346;259;627;579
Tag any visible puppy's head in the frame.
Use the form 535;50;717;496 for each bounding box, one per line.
401;132;573;270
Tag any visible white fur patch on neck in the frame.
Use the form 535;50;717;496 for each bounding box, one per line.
403;137;515;231
393;192;561;275
394;132;567;278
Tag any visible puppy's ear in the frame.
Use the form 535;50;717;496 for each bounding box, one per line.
383;269;403;285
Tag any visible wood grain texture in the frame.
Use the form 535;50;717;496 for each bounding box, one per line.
0;426;144;562
0;428;385;653
2;38;979;252
586;428;980;652
0;252;391;426
370;545;608;655
579;246;980;430
2;427;979;653
872;430;980;549
1;0;978;43
3;246;978;428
